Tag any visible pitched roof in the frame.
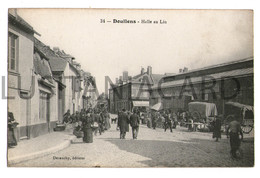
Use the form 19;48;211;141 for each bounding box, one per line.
131;73;153;85
163;57;253;80
8;13;40;35
154;67;253;89
151;74;165;84
34;38;67;72
33;52;53;84
49;56;68;72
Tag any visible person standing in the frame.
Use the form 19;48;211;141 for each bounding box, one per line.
118;109;129;139
172;112;178;129
212;116;222;142
99;111;105;133
164;111;172;132
226;118;243;159
104;111;111;130
82;111;94;143
93;109;102;135
130;110;140;139
8;111;18;147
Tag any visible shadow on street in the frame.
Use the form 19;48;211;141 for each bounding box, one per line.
104;137;254;167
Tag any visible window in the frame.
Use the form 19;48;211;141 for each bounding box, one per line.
39;91;50;121
8;33;18;72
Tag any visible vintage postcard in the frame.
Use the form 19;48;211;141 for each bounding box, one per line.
7;8;254;167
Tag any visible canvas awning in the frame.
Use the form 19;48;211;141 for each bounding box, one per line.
150;102;163;111
132;101;149;107
188;102;218;118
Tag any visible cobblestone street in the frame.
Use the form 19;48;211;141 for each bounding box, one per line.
12;122;254;168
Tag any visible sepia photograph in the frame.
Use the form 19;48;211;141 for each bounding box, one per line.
6;8;254;168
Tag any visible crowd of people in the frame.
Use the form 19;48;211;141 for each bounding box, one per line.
7;105;244;160
116;108;244;160
150;109;179;132
62;108;111;143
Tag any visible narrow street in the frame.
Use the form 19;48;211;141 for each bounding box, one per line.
13;122;254;167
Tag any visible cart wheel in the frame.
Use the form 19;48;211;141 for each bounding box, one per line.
241;124;253;134
191;111;201;122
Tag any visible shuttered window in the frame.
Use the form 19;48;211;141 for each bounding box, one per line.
8;33;18;72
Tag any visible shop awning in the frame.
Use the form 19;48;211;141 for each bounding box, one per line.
150;102;163;111
133;101;149;107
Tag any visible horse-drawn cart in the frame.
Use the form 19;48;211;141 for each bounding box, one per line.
187;102;218;131
224;102;254;134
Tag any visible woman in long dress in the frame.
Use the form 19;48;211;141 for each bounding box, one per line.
82;111;94;143
104;111;111;130
8;112;18;147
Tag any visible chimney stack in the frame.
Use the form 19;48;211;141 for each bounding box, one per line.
53;47;60;53
123;71;128;82
183;67;188;73
179;69;183;73
119;76;123;85
141;67;145;74
147;66;152;75
115;78;119;85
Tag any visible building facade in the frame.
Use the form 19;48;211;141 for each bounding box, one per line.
109;66;165;113
8;10;60;139
8;10;97;140
150;57;254;114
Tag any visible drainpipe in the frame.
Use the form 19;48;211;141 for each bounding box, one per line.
26;68;34;139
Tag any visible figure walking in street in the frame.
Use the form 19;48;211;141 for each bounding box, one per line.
164;110;172;132
226;118;243;159
104;110;111;130
82;110;94;143
118;108;129;139
99;111;105;133
130;109;140;139
172;112;178;129
212;116;222;142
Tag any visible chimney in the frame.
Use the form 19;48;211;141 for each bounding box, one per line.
141;67;145;74
147;66;152;75
183;67;188;73
123;71;128;82
119;76;123;85
179;69;183;73
53;47;60;53
115;78;119;85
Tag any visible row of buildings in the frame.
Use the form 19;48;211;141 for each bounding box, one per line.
108;58;253;116
8;10;97;140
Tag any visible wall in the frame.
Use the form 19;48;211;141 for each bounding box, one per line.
150;74;253;115
8;24;34;140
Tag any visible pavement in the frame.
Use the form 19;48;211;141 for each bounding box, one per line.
7;126;76;165
8;117;254;167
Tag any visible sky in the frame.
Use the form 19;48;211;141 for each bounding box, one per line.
16;9;253;94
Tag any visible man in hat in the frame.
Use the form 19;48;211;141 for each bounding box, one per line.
130;109;140;139
118;108;129;139
226;117;243;158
